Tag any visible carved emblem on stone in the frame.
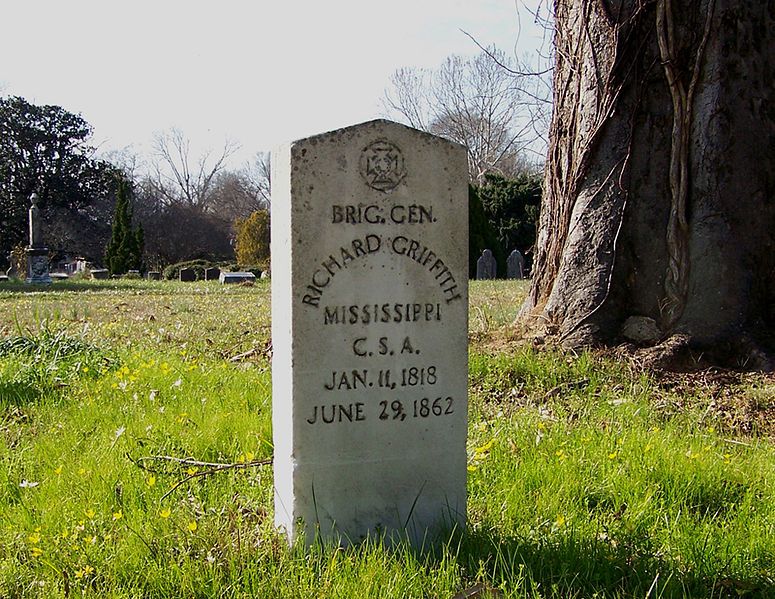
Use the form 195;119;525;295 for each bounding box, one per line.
359;140;406;192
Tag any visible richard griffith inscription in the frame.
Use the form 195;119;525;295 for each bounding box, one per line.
272;119;468;547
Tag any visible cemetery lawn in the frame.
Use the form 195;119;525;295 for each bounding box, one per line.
1;279;774;599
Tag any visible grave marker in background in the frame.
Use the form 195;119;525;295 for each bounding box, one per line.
26;194;52;285
476;249;496;280
507;249;525;279
272;119;468;546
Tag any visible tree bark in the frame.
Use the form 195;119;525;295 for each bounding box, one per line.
520;0;775;368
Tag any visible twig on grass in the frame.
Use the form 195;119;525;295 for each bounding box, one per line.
723;438;753;448
128;454;273;500
229;348;257;362
135;455;242;469
544;378;590;399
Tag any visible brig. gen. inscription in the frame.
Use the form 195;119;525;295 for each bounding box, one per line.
272;119;468;547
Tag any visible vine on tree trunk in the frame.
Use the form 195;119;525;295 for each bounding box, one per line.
657;0;715;330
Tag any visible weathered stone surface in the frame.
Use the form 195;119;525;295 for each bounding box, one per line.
219;271;255;284
179;268;196;282
26;248;52;284
272;119;468;546
506;249;525;279
621;315;662;345
476;249;496;280
205;267;221;281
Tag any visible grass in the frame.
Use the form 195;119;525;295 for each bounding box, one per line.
0;279;774;597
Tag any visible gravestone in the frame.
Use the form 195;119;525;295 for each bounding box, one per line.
219;271;255;284
147;271;161;281
0;275;8;283
91;269;108;280
272;119;468;546
205;267;221;281
6;252;17;278
475;249;496;280
506;249;525;279
179;268;196;282
25;194;52;284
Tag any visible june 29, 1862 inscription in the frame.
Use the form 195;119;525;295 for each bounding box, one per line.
271;119;468;546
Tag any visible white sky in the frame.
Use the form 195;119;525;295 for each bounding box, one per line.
1;1;550;167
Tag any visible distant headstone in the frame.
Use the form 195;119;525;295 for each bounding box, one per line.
179;268;196;282
6;252;17;278
506;249;525;279
205;267;221;281
91;269;109;280
25;194;52;284
0;275;8;283
218;271;255;284
127;269;140;277
272;119;468;546
476;249;496;280
147;271;161;281
50;273;68;280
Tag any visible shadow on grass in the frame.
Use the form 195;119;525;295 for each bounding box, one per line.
0;381;44;405
453;527;773;599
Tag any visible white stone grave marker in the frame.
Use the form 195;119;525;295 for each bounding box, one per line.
271;120;468;546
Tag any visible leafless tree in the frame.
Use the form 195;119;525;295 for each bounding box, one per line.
383;48;546;184
244;151;271;211
149;127;239;211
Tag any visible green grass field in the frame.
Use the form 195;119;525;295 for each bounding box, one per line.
1;279;774;598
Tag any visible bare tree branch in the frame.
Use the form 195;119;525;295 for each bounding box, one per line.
150;127;239;211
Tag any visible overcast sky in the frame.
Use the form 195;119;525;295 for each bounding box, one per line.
1;1;549;166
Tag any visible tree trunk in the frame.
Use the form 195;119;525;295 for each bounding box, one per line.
520;0;775;369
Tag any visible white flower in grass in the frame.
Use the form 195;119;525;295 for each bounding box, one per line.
172;378;182;388
114;426;126;440
19;480;39;488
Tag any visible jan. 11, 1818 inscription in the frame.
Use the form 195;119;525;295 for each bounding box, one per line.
271;119;468;546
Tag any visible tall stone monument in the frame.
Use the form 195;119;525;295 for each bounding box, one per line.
272;120;468;546
26;193;52;284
